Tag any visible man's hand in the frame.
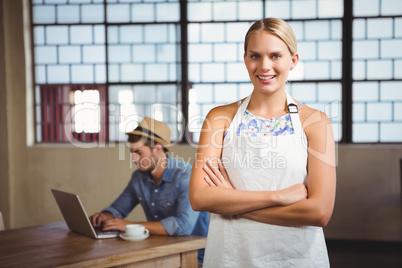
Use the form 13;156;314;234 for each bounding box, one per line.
89;212;114;227
102;218;132;232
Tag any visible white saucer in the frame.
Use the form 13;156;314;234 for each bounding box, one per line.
119;233;149;242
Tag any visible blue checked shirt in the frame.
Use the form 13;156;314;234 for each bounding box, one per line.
102;155;209;264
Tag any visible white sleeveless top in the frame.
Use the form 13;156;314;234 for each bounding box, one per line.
203;93;330;268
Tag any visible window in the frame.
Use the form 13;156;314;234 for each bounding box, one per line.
32;0;181;143
36;84;108;142
31;0;402;144
352;0;402;142
187;0;343;142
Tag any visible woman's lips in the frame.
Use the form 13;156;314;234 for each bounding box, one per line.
257;75;276;83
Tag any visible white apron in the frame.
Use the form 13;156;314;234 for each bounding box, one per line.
203;93;330;268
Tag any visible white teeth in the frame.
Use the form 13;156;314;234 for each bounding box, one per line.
258;75;275;80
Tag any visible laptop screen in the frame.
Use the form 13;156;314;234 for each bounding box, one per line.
51;189;119;239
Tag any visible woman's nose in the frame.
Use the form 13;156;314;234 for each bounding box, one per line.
260;57;271;71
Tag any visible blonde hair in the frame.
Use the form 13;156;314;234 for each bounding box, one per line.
244;18;297;55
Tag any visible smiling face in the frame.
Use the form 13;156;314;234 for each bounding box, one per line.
244;31;298;95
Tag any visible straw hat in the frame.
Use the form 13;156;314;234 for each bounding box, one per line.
126;117;171;150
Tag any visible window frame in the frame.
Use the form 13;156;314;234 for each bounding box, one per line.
29;0;402;145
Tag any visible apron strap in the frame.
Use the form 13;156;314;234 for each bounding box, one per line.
286;92;303;135
239;94;252;118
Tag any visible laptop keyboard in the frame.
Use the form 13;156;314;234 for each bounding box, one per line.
94;226;119;235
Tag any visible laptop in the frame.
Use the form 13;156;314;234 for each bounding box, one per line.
51;189;120;239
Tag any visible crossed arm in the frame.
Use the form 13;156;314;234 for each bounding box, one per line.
189;105;336;227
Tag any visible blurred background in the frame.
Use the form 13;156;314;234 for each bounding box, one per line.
0;0;401;266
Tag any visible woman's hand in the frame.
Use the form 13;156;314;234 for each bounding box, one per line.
203;158;234;189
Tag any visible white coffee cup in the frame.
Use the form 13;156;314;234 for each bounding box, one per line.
125;224;149;237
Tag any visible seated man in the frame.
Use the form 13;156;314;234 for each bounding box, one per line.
90;117;209;266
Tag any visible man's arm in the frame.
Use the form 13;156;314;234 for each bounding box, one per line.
101;218;169;235
101;173;140;218
103;168;200;235
90;173;140;229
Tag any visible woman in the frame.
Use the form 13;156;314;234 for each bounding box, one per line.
189;18;336;267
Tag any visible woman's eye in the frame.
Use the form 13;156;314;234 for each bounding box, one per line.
251;55;259;59
272;54;281;59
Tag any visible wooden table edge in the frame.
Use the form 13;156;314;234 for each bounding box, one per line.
56;237;207;268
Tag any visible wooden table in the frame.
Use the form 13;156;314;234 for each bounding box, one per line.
0;222;206;268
